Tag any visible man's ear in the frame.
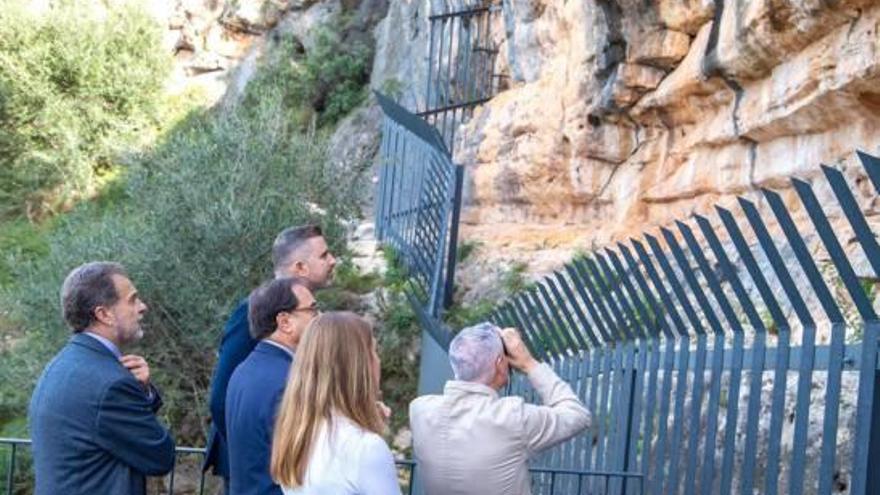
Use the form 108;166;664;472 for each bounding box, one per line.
291;259;309;277
93;306;114;326
275;312;292;334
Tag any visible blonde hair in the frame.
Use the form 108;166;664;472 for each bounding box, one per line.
270;311;384;487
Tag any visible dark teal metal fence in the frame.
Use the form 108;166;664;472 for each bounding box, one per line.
492;151;880;494
374;91;463;349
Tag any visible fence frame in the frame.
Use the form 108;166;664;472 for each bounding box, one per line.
490;150;880;495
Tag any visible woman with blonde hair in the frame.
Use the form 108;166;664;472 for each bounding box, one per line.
271;311;400;495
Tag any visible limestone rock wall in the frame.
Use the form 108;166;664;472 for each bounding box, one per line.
433;0;880;265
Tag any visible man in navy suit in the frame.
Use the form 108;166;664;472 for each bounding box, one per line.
225;276;318;494
28;261;176;495
202;225;336;489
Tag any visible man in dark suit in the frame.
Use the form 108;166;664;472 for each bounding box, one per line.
225;277;318;494
28;261;175;495
203;225;336;489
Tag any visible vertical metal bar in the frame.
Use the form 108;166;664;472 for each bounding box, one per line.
426;18;436;111
168;452;177;495
442;164;465;309
738;197;806;495
5;443;15;495
481;10;493;100
630;239;681;495
603;344;625;490
199;452;206;495
595;252;646;340
677;221;742;495
714;206;773;495
641;234;697;495
434;17;446;120
593;346;614;495
616;342;638;495
694;214;759;495
660;227;726;495
585;347;601;487
761;188;840;495
443;16;456;148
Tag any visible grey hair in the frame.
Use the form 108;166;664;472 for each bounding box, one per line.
271;225;323;275
449;322;503;383
60;261;127;332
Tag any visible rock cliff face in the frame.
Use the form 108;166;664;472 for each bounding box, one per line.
368;0;880;275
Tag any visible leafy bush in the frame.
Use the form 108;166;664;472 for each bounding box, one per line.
0;0;170;219
245;28;372;129
0;48;365;441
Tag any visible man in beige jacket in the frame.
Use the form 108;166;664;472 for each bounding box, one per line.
409;322;591;495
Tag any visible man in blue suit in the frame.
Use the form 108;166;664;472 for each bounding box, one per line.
203;225;336;489
28;261;176;495
225;276;318;494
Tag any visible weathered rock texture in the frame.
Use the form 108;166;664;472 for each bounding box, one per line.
420;0;880;271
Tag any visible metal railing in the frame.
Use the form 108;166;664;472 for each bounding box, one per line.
374;91;463;349
1;437;641;494
492;150;880;494
422;1;499;150
0;438;417;495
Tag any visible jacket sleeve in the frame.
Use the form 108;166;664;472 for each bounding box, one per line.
520;363;591;456
95;377;176;476
208;300;255;437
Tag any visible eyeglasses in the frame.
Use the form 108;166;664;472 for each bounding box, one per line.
286;303;321;317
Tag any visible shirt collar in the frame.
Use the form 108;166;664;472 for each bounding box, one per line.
83;332;122;359
263;339;295;358
443;379;499;399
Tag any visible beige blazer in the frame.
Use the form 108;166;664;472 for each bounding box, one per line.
409;363;591;495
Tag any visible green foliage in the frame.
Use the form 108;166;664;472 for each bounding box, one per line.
0;0;171;219
373;255;420;435
501;261;530;295
0;53;365;440
0;220;49;286
456;240;481;263
316;257;382;311
443;299;495;329
244;28;371;129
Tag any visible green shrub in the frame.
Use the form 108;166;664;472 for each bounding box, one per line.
246;29;372;129
0;0;170;219
0;51;365;440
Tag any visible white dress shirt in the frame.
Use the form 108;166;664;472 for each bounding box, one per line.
282;414;401;495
